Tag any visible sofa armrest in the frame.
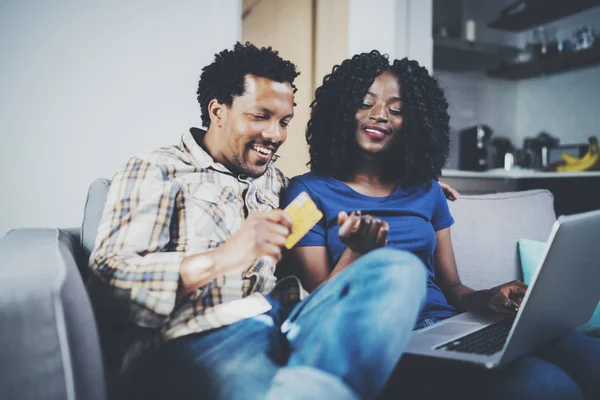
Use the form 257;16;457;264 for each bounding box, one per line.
0;228;106;400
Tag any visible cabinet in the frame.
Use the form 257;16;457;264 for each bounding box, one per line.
488;0;600;32
486;0;600;79
441;170;600;216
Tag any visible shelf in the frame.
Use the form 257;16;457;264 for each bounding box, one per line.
487;45;600;79
489;0;600;32
433;37;520;72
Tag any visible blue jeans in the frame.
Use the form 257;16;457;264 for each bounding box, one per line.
128;248;427;400
380;323;600;399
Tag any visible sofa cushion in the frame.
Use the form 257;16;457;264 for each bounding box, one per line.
82;179;111;259
448;190;556;291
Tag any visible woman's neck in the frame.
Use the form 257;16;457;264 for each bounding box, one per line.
343;161;398;197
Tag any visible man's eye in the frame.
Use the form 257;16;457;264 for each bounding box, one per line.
253;114;268;120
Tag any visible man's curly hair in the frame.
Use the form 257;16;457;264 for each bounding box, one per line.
197;42;300;128
306;50;450;187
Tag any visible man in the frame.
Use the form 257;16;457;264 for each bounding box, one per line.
89;42;426;400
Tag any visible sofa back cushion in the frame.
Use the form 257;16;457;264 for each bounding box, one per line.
81;181;557;292
448;189;556;290
82;179;111;260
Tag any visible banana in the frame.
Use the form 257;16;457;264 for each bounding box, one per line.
556;136;600;172
556;153;599;172
560;152;584;165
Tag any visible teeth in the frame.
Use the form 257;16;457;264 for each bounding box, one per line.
253;145;272;155
365;128;385;135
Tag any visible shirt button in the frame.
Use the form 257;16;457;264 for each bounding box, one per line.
238;174;248;180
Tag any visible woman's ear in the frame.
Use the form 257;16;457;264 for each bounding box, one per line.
208;99;226;127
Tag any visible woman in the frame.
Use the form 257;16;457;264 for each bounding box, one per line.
281;51;600;399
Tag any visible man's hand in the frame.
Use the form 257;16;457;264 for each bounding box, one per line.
179;210;292;298
221;210;293;265
337;211;388;254
439;181;460;201
483;280;528;314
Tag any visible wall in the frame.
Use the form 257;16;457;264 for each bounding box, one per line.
434;70;518;169
436;2;600;165
514;7;600;145
0;0;242;236
242;0;314;178
348;0;433;72
314;0;348;90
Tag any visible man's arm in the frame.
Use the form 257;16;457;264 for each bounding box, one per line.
90;158;294;328
89;158;186;328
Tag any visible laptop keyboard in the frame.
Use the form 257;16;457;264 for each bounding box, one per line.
436;318;514;356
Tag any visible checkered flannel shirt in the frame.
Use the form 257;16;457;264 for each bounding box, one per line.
89;129;302;347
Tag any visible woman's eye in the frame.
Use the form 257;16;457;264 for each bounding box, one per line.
280;121;289;128
360;103;372;108
389;109;403;115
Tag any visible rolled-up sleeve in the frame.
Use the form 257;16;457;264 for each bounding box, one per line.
89;157;184;328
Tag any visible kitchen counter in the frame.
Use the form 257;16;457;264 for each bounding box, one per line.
440;168;600;216
442;168;600;179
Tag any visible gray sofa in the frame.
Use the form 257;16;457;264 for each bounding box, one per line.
0;179;559;400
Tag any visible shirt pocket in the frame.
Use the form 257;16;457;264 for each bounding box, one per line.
255;189;280;212
186;182;242;243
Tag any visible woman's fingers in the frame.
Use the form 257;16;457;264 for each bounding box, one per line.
375;220;389;248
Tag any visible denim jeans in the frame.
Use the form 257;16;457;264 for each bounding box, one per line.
380;324;600;400
128;248;427;400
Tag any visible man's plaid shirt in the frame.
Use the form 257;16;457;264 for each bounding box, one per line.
89;129;301;349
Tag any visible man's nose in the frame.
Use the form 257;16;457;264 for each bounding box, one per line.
263;122;284;142
369;104;389;122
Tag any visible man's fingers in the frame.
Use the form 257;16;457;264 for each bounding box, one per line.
440;181;460;201
266;224;291;245
257;242;283;263
267;210;293;230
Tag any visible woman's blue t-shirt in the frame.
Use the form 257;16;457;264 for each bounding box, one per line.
281;171;458;322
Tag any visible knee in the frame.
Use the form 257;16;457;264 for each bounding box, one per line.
491;358;585;400
359;248;427;301
365;248;426;283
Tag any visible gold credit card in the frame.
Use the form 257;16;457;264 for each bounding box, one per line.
283;192;323;249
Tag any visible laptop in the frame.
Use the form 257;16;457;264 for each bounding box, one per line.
405;209;600;369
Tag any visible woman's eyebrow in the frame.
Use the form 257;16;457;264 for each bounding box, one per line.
365;92;403;102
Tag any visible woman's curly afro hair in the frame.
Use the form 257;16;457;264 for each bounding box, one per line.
306;50;450;187
197;42;300;128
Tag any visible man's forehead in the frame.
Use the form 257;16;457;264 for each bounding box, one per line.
235;75;295;114
243;74;294;96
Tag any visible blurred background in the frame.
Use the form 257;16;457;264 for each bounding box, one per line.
1;0;599;235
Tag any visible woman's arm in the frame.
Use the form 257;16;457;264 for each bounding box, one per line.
285;212;388;293
434;227;483;311
434;227;526;313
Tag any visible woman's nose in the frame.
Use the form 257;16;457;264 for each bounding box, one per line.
369;104;389;122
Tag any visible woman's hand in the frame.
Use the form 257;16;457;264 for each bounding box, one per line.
337;211;388;254
483;280;528;314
